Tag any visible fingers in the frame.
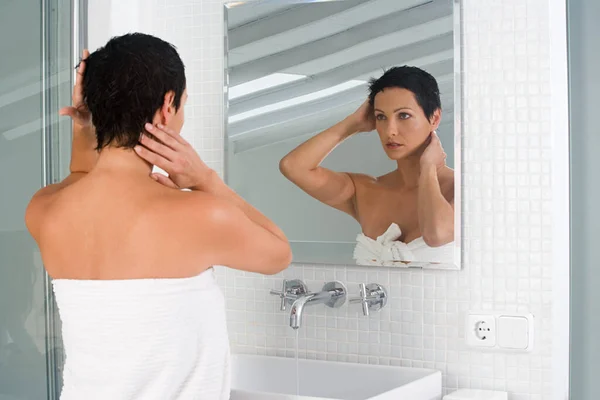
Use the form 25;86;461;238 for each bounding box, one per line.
144;123;187;148
435;134;445;150
429;131;443;148
134;144;173;171
139;133;178;161
75;50;87;82
59;106;85;123
174;130;191;146
79;49;89;71
73;49;88;105
59;106;76;118
425;134;434;146
151;173;179;189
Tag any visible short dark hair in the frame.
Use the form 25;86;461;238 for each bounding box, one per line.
368;66;441;120
82;33;186;150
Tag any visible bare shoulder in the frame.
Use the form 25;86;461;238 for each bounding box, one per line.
154;189;239;228
25;195;52;242
25;173;87;241
375;170;400;184
151;189;291;274
135;189;242;266
348;172;379;190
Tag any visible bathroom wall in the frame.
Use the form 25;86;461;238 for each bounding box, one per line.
148;1;568;398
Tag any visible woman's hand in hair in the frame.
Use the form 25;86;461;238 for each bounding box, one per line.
345;99;376;134
135;123;216;191
59;49;92;129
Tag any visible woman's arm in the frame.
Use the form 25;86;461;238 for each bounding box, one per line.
417;165;454;247
186;188;292;275
198;169;289;244
137;123;288;243
134;123;292;273
25;50;96;239
278;100;375;217
30;49;96;197
31;122;97;199
418;132;454;247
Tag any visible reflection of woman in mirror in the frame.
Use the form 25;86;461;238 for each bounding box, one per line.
279;66;454;266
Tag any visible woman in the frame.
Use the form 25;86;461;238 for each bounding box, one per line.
25;34;291;399
279;66;454;266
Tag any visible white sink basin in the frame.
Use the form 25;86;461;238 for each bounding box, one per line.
230;354;442;400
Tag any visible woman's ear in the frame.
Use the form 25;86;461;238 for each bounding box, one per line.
430;108;442;131
159;91;177;125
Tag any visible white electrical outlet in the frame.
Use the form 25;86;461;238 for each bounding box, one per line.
465;312;535;352
466;314;496;347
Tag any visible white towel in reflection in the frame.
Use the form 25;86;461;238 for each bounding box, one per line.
353;223;454;267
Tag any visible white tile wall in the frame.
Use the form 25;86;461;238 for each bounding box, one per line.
151;0;561;398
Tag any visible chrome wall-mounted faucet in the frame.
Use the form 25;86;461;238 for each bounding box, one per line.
349;283;388;316
270;280;347;329
269;279;308;311
270;280;388;328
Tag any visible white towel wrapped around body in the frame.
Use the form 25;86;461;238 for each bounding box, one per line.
353;223;454;267
52;268;230;400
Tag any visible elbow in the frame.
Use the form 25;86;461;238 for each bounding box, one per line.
279;156;316;186
422;228;454;248
279;156;294;179
263;245;293;275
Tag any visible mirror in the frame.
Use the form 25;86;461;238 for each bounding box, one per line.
224;0;461;269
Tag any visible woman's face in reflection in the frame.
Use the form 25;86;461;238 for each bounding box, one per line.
373;87;441;160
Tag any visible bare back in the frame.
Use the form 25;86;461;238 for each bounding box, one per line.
36;171;212;280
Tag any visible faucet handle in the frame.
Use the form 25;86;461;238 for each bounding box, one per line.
349;283;388;316
270;279;308;311
269;279;289;311
349;283;370;316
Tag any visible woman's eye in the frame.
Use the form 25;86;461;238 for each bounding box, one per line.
375;114;386;121
399;113;410;120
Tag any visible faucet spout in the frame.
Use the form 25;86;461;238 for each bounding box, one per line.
290;292;327;330
288;282;347;330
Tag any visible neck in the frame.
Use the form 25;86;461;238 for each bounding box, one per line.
394;154;422;188
94;146;152;176
393;139;430;187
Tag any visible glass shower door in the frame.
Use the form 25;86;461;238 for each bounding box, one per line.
569;0;600;398
0;0;73;399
